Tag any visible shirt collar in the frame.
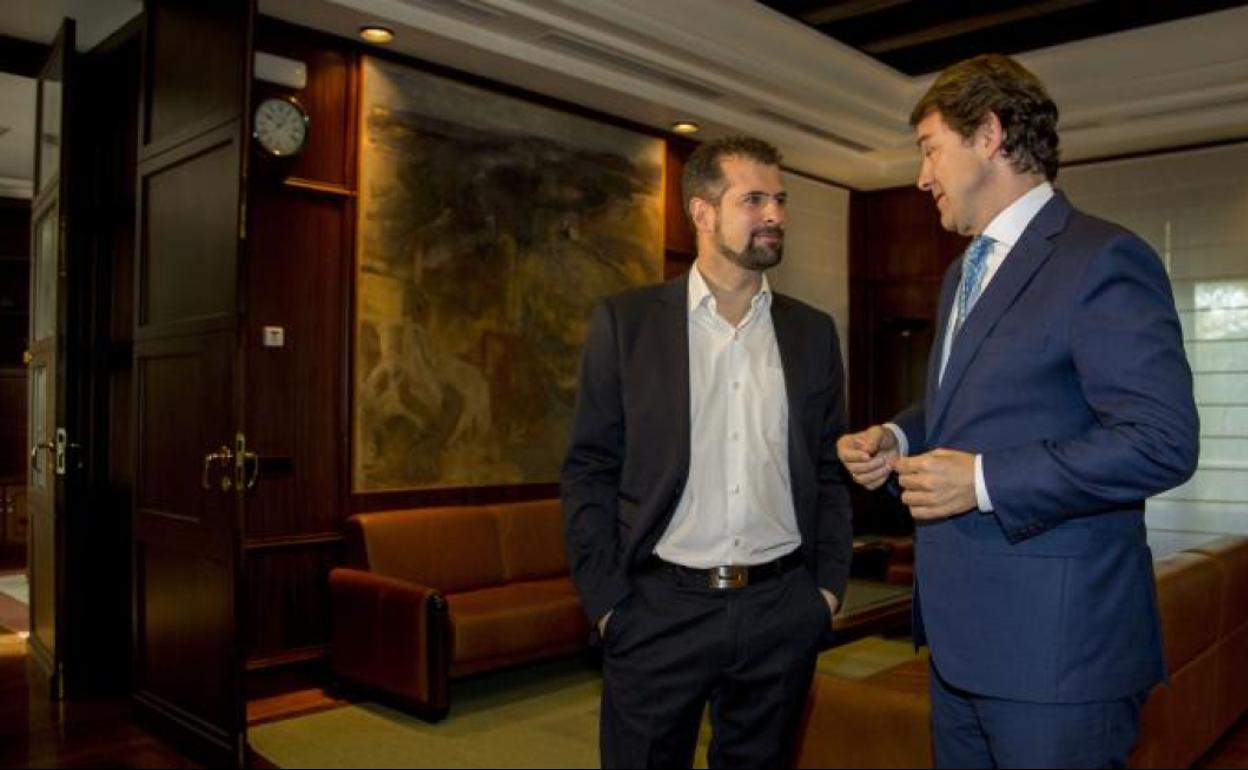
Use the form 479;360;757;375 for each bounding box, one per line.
981;181;1055;250
687;265;773;315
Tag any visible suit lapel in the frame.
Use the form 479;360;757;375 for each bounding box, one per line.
925;265;960;435
927;193;1072;434
771;296;813;507
658;274;692;481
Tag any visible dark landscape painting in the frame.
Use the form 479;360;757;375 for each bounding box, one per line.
354;57;664;491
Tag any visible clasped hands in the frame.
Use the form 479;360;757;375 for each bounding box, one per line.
835;425;978;520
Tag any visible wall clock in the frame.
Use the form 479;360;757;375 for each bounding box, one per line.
253;96;309;157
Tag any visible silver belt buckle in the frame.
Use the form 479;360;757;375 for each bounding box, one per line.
709;565;748;589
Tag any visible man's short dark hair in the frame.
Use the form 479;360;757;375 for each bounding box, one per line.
910;54;1060;181
681;136;782;222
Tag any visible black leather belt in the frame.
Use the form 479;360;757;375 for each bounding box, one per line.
651;550;804;589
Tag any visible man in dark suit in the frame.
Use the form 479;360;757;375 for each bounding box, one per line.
838;54;1200;768
562;136;853;769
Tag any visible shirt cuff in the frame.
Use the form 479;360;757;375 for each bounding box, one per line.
883;423;909;457
974;454;994;512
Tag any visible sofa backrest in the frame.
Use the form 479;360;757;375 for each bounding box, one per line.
346;507;506;594
496;499;570;581
1190;535;1248;635
1153;550;1222;673
343;499;570;593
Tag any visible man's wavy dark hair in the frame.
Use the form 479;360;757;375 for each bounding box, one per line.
911;54;1060;181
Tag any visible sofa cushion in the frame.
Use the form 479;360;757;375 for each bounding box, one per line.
496;499;570;581
447;583;587;665
349;507;505;594
796;660;932;769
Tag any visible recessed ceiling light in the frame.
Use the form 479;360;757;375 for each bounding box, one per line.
359;26;395;44
670;121;700;134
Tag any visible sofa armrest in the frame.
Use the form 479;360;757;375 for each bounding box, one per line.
794;674;933;769
329;567;450;716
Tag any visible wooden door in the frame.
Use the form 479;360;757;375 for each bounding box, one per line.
131;1;255;764
26;20;75;697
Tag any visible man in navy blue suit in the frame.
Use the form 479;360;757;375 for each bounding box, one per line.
838;54;1199;768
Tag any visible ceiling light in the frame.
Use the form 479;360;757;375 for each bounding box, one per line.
670;121;700;135
359;26;395;44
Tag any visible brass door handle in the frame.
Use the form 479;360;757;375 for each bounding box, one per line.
30;441;57;471
234;433;260;491
202;446;235;491
241;450;259;490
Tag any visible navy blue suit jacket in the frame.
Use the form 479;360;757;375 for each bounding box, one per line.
894;192;1199;703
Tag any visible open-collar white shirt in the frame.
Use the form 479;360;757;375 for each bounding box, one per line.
654;266;801;568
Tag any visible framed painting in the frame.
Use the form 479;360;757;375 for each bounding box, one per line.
354;57;665;492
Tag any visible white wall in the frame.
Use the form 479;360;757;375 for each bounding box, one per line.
770;172;851;378
1059;142;1248;536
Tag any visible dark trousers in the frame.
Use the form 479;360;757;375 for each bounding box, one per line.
929;662;1146;769
599;561;829;769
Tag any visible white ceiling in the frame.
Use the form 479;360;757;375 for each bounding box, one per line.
2;0;1248;197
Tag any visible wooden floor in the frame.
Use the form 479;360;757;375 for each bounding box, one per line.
2;625;1248;768
0;631;202;768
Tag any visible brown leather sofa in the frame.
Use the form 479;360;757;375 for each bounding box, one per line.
793;534;1248;768
329;499;589;719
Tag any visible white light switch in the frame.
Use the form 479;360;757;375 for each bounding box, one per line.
263;326;285;348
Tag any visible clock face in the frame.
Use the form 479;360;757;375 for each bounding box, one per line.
253;97;308;157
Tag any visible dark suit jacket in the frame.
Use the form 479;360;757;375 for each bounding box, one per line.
561;273;854;628
894;192;1200;703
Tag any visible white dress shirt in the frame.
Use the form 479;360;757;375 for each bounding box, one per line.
890;182;1055;512
654;267;801;568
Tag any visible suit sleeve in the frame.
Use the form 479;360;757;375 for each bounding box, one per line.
892;403;927;455
982;234;1200;541
817;320;856;604
561;301;631;623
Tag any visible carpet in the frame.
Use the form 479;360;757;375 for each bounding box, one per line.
249;637;918;769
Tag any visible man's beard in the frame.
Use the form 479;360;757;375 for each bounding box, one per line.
716;226;784;271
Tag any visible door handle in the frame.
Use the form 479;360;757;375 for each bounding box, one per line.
30;441;57;471
234;433;259;491
202;446;235;492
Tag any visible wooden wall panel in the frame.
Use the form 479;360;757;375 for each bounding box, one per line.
141;138;240;327
847;184;966;534
244;191;346;538
241;18;699;679
242;20;355;677
242;543;338;665
253;22;356;188
664;138;696;278
142;2;247;149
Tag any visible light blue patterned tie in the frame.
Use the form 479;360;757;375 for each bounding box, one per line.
952;235;994;338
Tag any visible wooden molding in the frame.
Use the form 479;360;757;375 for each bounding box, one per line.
280;176;355;197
